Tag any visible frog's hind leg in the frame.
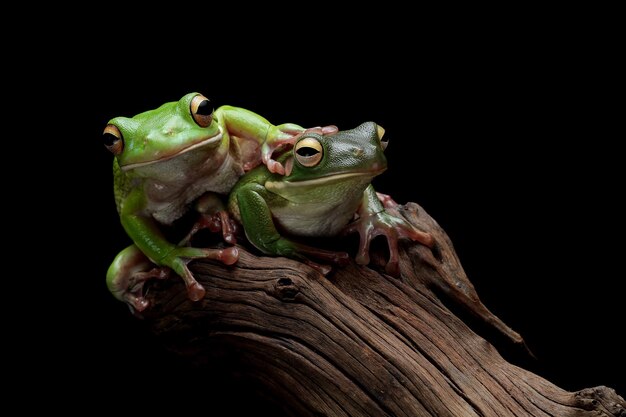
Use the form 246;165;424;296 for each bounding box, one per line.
279;242;351;276
106;245;170;313
180;193;238;246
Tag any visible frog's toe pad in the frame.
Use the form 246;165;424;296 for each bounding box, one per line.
267;160;285;175
187;282;206;302
220;247;239;265
125;294;149;313
385;260;400;277
224;233;237;245
355;252;371;266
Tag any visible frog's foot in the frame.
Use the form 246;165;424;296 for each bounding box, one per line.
343;211;434;276
262;125;338;175
181;194;236;246
168;246;239;301
375;192;400;209
179;213;221;246
180;211;238;246
124;267;171;312
107;245;173;313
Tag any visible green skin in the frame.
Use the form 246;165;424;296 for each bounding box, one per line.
228;122;434;275
105;92;305;312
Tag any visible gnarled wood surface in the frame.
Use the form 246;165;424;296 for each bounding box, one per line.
143;203;624;417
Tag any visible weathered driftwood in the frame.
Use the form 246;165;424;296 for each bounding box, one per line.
143;202;624;417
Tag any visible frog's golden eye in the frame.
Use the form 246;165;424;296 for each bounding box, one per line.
103;124;124;155
190;94;214;127
295;137;323;167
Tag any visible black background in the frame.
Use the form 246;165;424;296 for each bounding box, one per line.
42;21;622;415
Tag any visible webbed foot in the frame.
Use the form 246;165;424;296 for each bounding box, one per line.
106;245;171;313
166;246;239;301
180;211;239;246
343;210;433;276
180;193;239;246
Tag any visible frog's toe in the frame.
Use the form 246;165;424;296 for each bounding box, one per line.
405;227;434;248
267;159;285;175
354;232;373;265
186;282;206;302
355;251;370;266
132;297;150;312
223;232;237;245
217;211;238;245
321;125;339;135
123;293;149;313
302;258;332;276
385;259;400;277
375;192;399;209
333;251;351;266
219;247;239;265
179;213;223;246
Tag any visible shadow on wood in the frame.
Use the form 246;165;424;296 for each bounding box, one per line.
142;203;625;417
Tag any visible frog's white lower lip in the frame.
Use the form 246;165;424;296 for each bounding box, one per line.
121;129;223;171
266;168;386;191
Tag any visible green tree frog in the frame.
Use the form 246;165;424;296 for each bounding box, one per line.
228;122;434;275
105;92;305;311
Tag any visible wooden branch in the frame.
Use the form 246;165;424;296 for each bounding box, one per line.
142;203;625;417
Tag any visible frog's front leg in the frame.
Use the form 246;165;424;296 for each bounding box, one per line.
343;185;434;276
235;183;348;275
106;245;171;313
215;106;302;175
217;105;338;175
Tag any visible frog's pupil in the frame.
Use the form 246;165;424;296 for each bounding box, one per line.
297;147;319;157
196;100;212;115
103;133;119;147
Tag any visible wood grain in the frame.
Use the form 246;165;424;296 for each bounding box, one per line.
143;203;625;417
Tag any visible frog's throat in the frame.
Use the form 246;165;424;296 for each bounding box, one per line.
265;169;386;192
120;128;223;172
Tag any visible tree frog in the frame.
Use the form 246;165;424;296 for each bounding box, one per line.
228;122;434;275
104;92;304;311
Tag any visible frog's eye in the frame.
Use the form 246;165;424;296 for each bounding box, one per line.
103;124;124;155
295;137;323;167
190;94;214;127
376;124;388;150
